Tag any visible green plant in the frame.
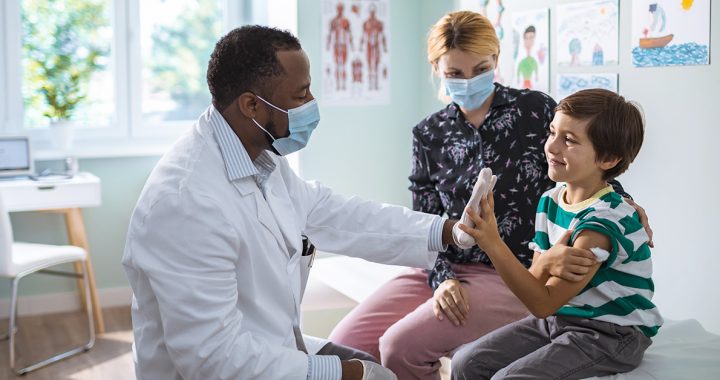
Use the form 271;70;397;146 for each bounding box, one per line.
22;0;109;122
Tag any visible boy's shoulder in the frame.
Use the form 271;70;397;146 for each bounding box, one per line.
582;190;636;220
574;190;649;246
538;186;641;228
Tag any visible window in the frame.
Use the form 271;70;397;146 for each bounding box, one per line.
132;0;224;136
21;0;114;130
0;0;298;159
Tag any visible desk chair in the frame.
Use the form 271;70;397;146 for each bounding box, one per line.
0;196;95;375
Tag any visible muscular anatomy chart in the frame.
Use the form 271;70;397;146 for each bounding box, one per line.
322;0;390;105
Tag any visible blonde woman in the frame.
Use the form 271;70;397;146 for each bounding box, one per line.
329;11;651;379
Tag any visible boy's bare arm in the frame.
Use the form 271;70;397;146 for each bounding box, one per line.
478;230;604;318
459;194;607;318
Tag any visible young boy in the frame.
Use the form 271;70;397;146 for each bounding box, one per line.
451;89;663;379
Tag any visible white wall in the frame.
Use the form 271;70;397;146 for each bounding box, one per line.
457;0;720;333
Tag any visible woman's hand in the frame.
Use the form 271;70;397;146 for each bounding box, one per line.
624;198;654;248
432;279;469;326
535;230;597;282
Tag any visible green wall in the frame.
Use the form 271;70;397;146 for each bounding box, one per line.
0;1;455;300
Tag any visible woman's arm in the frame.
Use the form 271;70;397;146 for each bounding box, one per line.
608;179;653;247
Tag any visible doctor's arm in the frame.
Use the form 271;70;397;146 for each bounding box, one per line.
130;194;310;380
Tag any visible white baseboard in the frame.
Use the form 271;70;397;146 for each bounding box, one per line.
0;287;132;318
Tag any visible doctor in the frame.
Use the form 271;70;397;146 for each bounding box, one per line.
122;26;468;380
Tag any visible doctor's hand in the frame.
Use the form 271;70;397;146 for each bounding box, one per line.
345;359;397;380
452;168;497;249
432;279;469;326
534;229;597;282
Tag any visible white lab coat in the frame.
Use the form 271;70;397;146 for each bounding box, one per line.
122;111;441;379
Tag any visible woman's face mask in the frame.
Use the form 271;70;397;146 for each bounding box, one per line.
442;70;495;110
251;95;320;156
438;50;497;110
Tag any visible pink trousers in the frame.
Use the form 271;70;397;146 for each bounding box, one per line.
328;263;528;380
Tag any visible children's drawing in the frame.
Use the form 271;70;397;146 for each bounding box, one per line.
631;0;710;67
556;0;619;66
458;0;507;84
556;73;618;100
512;9;549;93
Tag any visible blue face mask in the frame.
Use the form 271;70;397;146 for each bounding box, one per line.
252;95;320;156
443;70;495;110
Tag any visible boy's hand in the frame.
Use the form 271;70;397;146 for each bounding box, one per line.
537;230;597;282
458;191;502;250
452;168;497;249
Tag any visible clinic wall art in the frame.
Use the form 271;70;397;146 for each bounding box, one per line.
631;0;710;67
321;0;390;105
556;0;619;66
511;8;549;94
459;0;507;84
556;73;618;100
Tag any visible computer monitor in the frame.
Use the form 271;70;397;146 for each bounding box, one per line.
0;136;34;177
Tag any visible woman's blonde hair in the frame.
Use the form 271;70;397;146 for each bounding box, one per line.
427;11;500;69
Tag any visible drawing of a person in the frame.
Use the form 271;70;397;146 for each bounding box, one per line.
516;25;538;89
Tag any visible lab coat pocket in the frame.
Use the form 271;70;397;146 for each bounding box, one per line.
300;256;312;302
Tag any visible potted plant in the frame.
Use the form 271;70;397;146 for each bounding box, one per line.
22;0;108;150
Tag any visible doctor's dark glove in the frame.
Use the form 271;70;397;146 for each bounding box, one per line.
452;168;497;249
351;359;398;380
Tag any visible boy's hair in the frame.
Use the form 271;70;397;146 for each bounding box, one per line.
556;89;645;180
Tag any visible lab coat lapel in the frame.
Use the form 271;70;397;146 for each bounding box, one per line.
231;178;286;255
263;171;302;258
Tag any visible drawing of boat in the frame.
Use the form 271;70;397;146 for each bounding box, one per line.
639;34;673;49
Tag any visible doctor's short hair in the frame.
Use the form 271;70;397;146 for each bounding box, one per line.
207;25;301;111
555;89;645;181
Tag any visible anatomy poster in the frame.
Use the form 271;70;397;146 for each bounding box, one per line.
631;0;710;67
511;9;549;94
556;0;619;66
321;0;390;106
556;73;618;100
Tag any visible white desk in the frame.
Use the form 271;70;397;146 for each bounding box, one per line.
0;173;105;333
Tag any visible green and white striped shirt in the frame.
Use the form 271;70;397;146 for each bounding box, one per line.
529;185;663;337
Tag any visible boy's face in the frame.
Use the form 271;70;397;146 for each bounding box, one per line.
544;111;605;185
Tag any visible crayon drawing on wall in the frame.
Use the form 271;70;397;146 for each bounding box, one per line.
556;0;619;67
321;0;390;105
632;0;710;67
556;73;618;100
458;0;507;84
511;8;549;94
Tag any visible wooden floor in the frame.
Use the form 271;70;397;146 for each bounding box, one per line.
0;307;134;380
